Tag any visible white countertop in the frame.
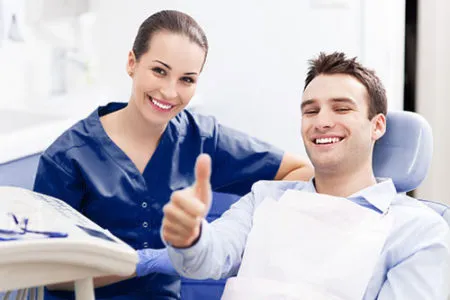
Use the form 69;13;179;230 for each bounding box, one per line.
0;88;112;164
0;109;77;164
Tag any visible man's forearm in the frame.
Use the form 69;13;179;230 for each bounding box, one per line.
168;215;249;280
167;220;225;280
164;180;258;281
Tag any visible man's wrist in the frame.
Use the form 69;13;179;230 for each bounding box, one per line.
169;220;209;257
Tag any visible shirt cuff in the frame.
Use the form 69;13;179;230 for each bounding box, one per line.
164;219;211;275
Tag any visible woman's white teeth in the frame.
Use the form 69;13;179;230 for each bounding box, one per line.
315;137;341;144
151;98;172;110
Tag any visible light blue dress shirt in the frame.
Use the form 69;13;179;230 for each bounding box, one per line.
166;179;450;299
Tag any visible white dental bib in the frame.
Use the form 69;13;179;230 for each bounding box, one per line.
221;190;393;300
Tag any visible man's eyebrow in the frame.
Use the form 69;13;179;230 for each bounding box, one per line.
301;99;316;110
301;98;358;111
331;98;357;105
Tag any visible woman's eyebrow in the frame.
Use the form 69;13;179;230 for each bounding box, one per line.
153;60;198;75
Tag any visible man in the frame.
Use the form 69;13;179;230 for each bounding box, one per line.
161;52;450;299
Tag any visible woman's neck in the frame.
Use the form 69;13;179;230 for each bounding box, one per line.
110;100;167;147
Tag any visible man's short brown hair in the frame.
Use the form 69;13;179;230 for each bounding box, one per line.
304;52;387;119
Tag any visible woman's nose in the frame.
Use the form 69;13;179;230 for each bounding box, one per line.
160;80;177;99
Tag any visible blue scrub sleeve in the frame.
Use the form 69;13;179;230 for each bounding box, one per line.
210;124;284;196
33;154;85;210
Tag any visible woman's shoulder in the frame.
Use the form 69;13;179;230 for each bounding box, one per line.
43;108;100;159
171;109;219;138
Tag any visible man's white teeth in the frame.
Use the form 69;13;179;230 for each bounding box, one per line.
315;137;341;144
151;98;172;110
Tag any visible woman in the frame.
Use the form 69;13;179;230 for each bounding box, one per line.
34;10;313;299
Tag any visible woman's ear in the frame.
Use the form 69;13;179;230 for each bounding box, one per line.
126;50;137;77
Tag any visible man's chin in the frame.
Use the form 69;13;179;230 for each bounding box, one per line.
311;160;342;174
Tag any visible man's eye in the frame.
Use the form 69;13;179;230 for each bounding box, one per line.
152;67;166;76
336;107;351;112
303;110;318;115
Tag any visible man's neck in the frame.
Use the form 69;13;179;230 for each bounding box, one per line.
314;165;377;198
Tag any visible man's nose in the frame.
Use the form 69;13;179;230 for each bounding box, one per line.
314;110;335;130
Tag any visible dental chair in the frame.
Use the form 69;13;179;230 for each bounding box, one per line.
0;111;448;299
180;110;450;300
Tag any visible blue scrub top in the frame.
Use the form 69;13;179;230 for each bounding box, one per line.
33;102;283;299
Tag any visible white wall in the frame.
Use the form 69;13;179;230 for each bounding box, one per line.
0;1;405;152
0;0;28;109
415;0;450;204
89;0;405;155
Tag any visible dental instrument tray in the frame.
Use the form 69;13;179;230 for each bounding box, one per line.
0;186;137;299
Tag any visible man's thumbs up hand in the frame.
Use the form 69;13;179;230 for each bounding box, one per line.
162;154;212;248
193;154;212;210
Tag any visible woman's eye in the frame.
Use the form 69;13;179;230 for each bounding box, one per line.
181;77;195;84
152;67;166;76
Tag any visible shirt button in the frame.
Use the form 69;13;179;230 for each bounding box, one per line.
142;202;147;208
143;242;148;248
142;222;148;228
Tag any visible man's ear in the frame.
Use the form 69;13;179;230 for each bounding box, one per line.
372;113;386;141
126;50;137;77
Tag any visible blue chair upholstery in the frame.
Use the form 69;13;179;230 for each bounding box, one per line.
373;111;433;193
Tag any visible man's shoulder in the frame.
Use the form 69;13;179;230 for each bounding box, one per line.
390;194;450;242
392;194;448;222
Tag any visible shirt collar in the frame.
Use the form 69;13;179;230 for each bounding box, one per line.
303;179;318;193
306;177;397;214
348;178;396;213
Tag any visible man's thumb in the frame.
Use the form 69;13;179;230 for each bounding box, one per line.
194;154;212;208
